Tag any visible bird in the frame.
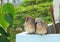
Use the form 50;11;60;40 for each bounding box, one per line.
23;16;35;34
35;18;48;35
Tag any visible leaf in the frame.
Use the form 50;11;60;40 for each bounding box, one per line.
4;14;13;26
0;35;10;42
0;15;9;31
0;26;8;37
2;3;15;17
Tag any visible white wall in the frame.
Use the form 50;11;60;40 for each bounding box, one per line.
3;0;7;3
3;0;22;5
53;0;60;22
9;0;13;3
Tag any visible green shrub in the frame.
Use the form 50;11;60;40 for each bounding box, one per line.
15;1;52;28
0;3;15;42
2;3;15;17
2;3;16;26
0;26;10;42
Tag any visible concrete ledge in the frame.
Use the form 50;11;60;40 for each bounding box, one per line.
16;32;60;42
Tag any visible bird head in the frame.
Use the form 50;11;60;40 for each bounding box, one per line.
24;16;35;23
35;18;42;23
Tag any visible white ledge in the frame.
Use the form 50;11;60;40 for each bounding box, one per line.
48;21;59;26
16;32;60;42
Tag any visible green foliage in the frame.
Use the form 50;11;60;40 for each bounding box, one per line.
20;0;52;7
0;3;15;30
0;3;15;42
0;26;8;37
0;35;9;42
15;1;52;28
2;3;15;17
4;14;13;26
0;15;9;30
0;26;10;42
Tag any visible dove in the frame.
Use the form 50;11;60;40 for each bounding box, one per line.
35;18;48;35
24;17;35;34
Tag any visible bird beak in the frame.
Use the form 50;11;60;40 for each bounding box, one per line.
35;21;37;24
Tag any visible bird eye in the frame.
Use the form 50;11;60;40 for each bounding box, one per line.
25;18;28;21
